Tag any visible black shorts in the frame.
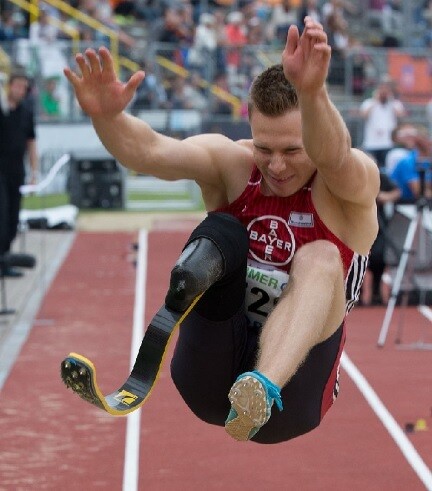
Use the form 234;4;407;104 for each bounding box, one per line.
169;212;345;444
170;307;345;445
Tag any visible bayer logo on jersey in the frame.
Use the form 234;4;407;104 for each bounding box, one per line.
247;215;296;266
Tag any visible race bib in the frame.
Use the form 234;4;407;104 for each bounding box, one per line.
245;260;289;330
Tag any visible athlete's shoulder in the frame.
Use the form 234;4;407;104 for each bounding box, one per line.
185;134;253;157
236;139;254;151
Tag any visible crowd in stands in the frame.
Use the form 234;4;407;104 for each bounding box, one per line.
1;1;431;121
1;0;432;120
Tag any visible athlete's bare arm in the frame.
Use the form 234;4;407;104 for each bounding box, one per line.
282;17;379;208
64;47;253;209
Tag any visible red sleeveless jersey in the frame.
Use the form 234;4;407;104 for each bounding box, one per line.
217;166;368;314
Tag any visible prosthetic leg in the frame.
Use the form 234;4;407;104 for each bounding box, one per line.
165;237;224;312
61;212;249;415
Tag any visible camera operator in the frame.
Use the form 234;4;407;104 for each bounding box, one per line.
389;125;432;204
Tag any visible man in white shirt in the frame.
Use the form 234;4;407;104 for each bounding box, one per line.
360;76;406;168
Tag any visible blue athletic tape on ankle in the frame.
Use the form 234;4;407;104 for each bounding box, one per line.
252;370;283;411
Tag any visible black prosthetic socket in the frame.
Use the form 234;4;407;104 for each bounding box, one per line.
165;237;224;312
165;212;249;318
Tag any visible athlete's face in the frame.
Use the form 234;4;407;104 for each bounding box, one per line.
250;109;316;197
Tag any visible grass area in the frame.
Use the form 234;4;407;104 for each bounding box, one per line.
22;193;70;209
128;192;192;201
22;192;204;211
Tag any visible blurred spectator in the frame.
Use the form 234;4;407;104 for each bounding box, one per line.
168;75;191;109
150;4;193;60
224;11;247;75
151;4;192;44
360;169;401;306
239;0;258;25
187;13;218;80
326;10;359;86
389;126;432;203
266;0;298;45
298;0;321;24
322;0;356;28
29;7;58;43
213;8;229;75
0;70;38;277
131;61;168;112
182;72;208;112
78;0;136;49
359;75;406;168
253;1;272;24
209;72;233;116
178;1;195;43
326;11;349;54
368;0;402;46
110;0;155;21
0;9;25;41
39;76;61;120
422;0;432;46
385;123;417;174
26;7;68;93
426;96;432;136
234;49;261;107
246;16;265;45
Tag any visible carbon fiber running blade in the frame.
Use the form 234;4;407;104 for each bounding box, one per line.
60;297;201;415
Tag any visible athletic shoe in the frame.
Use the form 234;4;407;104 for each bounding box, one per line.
225;370;283;441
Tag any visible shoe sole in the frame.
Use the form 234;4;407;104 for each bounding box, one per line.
225;376;268;441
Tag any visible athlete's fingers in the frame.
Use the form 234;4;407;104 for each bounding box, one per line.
63;66;81;88
124;71;146;99
285;24;299;55
304;16;324;32
85;49;102;75
312;43;332;61
302;16;328;53
75;53;91;79
98;46;116;80
304;27;328;43
313;43;331;52
304;29;328;51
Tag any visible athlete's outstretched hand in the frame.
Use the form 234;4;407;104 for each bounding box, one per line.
64;46;145;118
282;16;331;95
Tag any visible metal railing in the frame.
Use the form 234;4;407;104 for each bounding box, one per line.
2;38;432;140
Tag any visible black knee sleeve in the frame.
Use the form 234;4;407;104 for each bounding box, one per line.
165;212;249;318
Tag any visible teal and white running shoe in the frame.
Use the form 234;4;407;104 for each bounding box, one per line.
225;370;283;441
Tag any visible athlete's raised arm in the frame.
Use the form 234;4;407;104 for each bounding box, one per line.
282;17;379;206
64;47;228;188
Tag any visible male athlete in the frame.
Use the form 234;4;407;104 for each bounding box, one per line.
64;17;379;443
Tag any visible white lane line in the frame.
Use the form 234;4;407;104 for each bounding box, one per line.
418;305;432;323
122;229;147;491
341;352;432;490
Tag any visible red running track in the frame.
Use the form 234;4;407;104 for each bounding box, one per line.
0;225;431;490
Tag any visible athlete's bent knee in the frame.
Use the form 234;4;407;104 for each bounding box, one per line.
292;240;343;279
